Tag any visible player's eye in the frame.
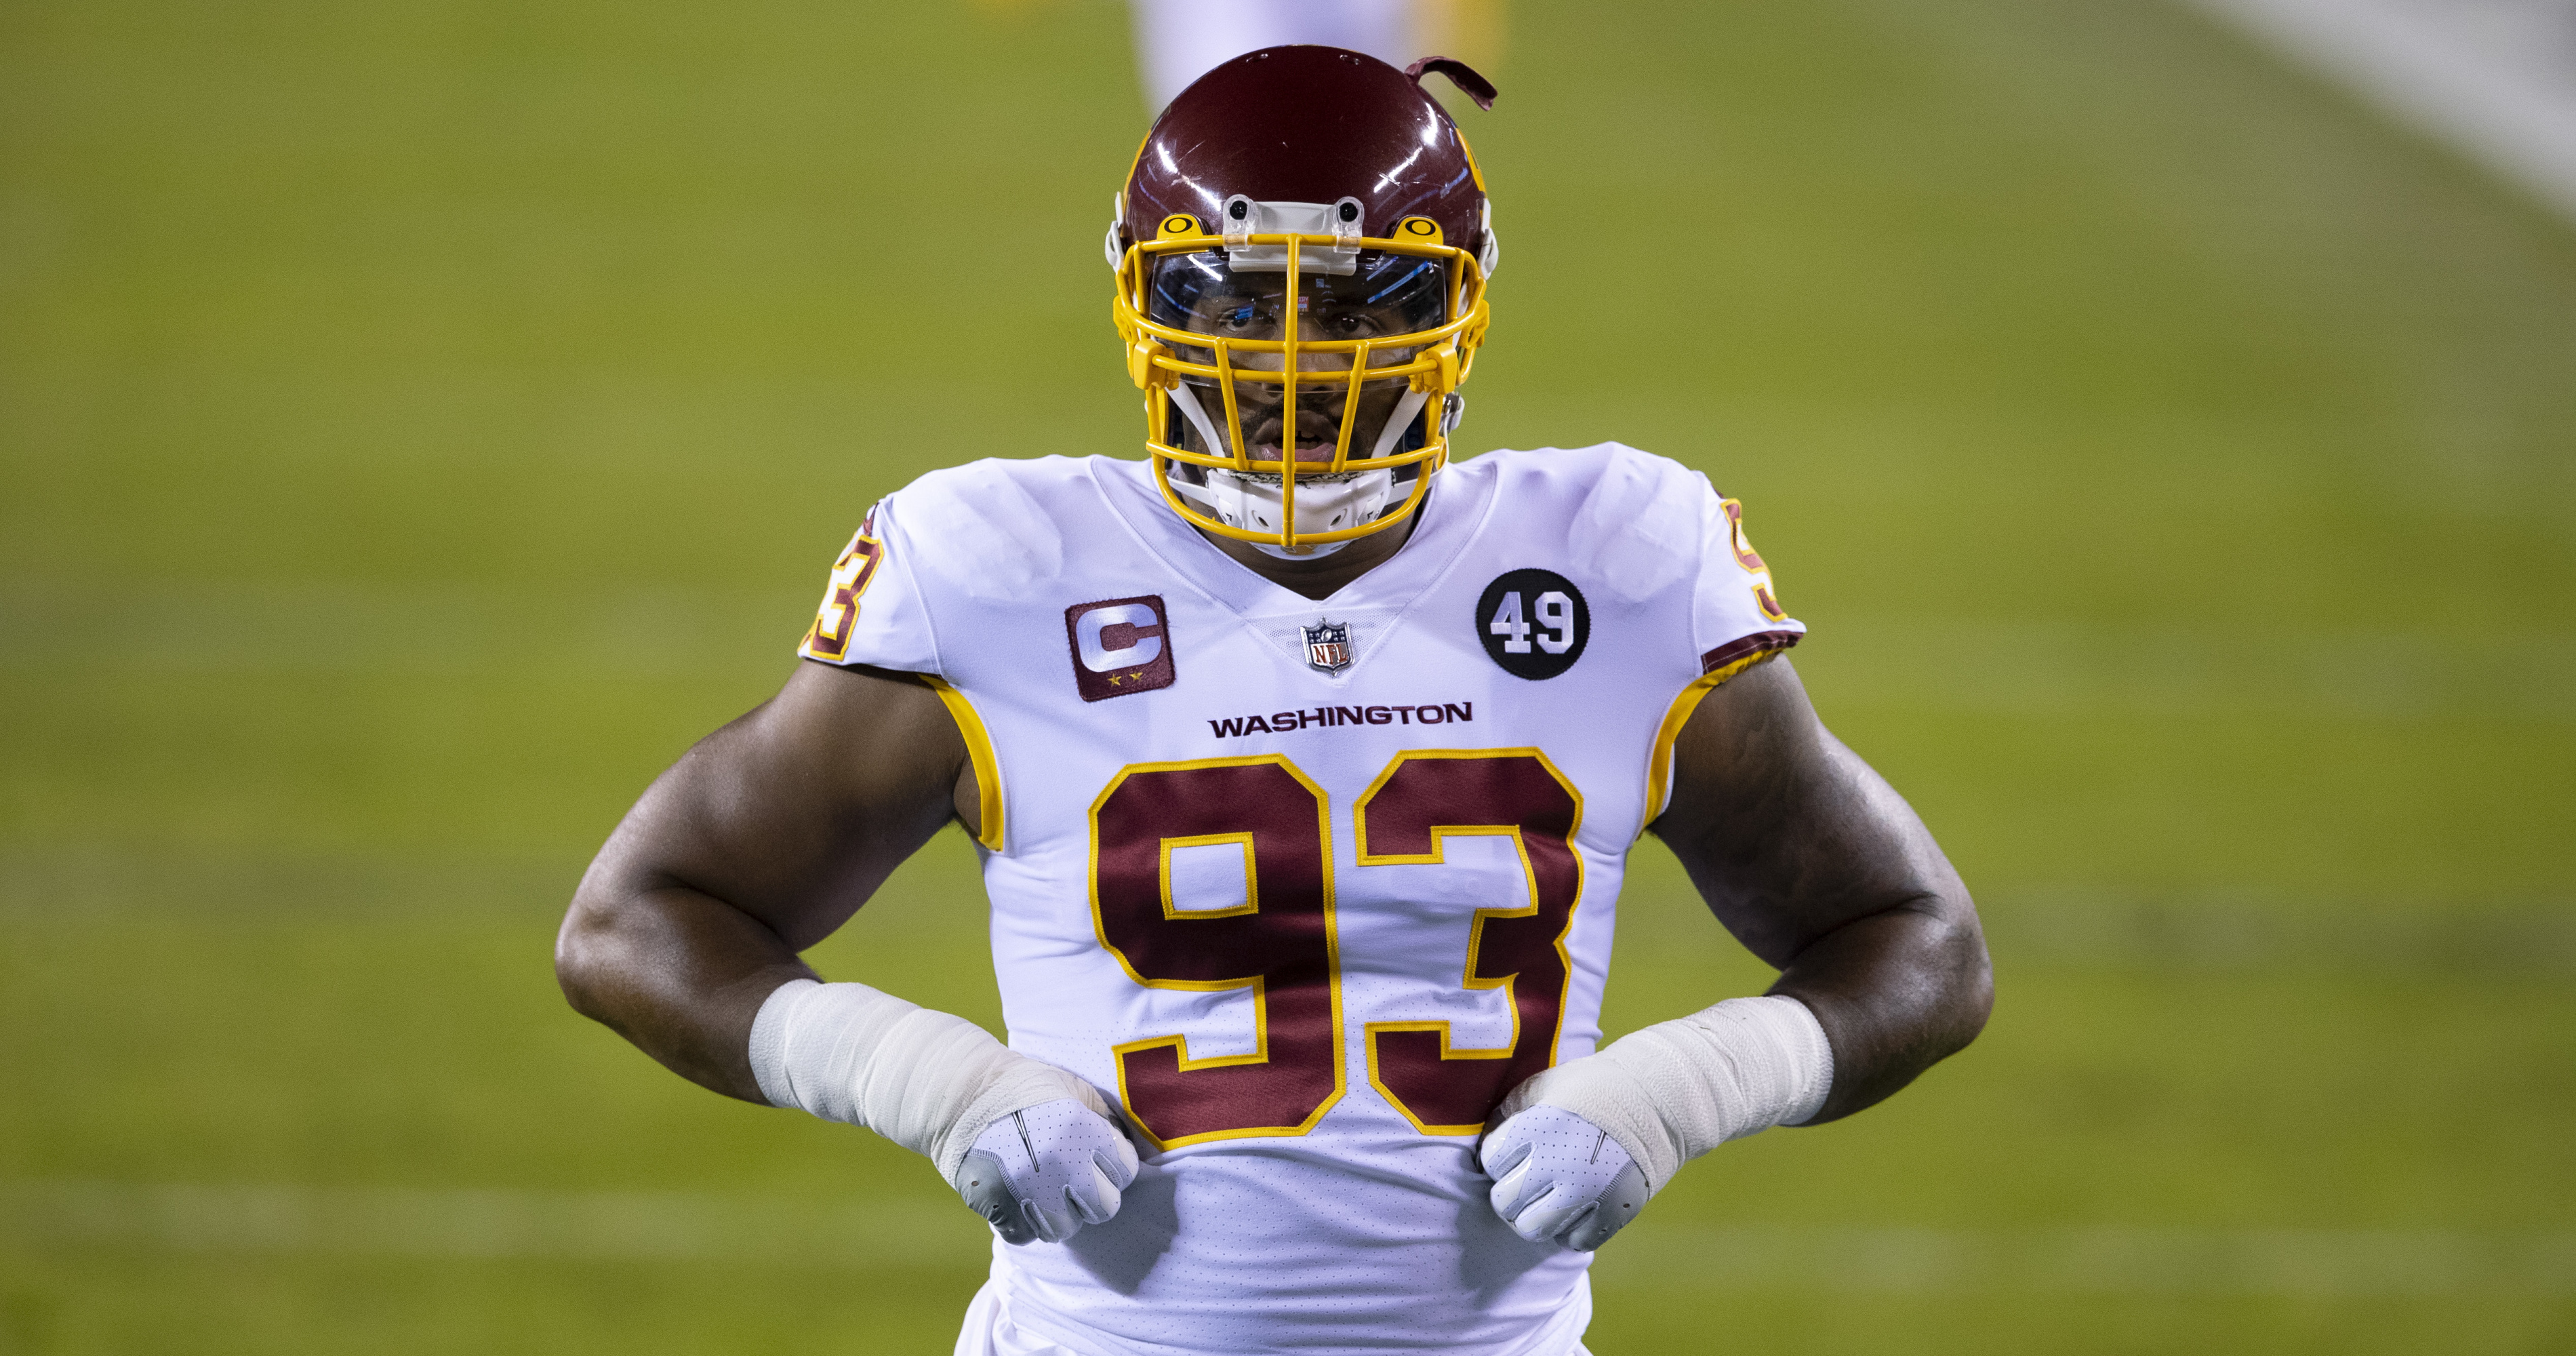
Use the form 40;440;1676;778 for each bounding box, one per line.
1313;305;1401;340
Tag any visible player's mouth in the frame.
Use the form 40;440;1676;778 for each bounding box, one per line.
1247;407;1349;463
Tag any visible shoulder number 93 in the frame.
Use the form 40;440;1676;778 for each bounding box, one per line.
1089;751;1584;1150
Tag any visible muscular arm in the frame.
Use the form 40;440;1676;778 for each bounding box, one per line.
553;661;975;1103
1652;656;1992;1123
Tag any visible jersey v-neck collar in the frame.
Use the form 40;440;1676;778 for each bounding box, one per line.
1087;456;1496;624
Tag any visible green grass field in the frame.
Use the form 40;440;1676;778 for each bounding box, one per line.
4;0;2573;1350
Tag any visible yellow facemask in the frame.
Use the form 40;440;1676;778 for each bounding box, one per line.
1112;203;1493;556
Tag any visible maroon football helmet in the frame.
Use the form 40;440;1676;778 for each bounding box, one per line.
1108;47;1500;557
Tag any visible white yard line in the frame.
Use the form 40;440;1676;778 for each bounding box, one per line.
0;1180;980;1268
2179;0;2576;222
5;854;2569;973
6;1181;2571;1293
5;583;2569;721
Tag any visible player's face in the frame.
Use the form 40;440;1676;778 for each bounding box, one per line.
1148;249;1449;463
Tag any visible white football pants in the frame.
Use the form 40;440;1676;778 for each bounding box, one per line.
952;1279;1597;1356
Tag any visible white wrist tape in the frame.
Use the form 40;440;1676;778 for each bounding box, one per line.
748;978;1117;1183
1494;995;1833;1194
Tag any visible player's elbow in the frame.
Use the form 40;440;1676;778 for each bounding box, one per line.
1936;894;1995;1057
1956;951;1994;1055
552;882;632;1029
1877;886;1992;1064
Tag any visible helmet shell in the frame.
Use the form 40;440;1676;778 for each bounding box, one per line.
1119;46;1489;258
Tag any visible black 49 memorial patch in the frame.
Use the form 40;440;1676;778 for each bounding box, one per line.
1476;570;1589;679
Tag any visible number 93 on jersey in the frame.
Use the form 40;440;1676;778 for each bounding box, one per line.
1088;749;1584;1149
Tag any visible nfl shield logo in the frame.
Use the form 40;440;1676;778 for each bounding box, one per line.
1302;619;1352;675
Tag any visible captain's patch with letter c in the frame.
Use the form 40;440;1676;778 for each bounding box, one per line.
1476;570;1589;679
1066;595;1175;701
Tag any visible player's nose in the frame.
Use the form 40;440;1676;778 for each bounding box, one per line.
1292;316;1359;370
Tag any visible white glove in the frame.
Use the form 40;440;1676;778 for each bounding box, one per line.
952;1097;1142;1245
750;978;1140;1244
1482;995;1833;1250
1478;1104;1651;1251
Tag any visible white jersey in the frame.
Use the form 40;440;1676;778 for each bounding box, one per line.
799;446;1802;1355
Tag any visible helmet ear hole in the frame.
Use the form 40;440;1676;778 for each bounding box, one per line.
1221;195;1257;243
1332;197;1365;243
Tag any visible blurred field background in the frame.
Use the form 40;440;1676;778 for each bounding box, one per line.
4;0;2573;1351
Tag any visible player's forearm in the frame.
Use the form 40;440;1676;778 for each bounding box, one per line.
555;875;816;1104
1766;892;1991;1123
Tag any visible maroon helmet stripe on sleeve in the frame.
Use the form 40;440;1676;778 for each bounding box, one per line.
1699;630;1802;675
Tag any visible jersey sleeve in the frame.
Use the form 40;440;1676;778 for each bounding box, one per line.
794;498;944;675
1689;479;1805;682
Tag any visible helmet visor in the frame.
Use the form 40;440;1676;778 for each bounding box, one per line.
1146;247;1451;466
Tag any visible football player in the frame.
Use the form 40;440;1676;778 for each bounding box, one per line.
557;47;1991;1356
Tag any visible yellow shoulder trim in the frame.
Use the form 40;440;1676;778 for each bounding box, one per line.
921;676;1004;851
1639;650;1788;831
